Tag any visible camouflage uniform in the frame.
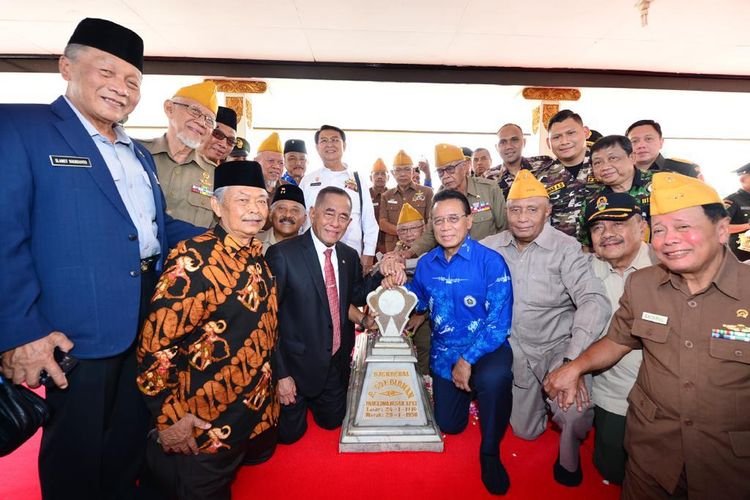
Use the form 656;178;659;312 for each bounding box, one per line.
577;168;653;247
486;156;552;200
535;153;601;238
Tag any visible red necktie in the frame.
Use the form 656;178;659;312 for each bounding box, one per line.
324;248;341;355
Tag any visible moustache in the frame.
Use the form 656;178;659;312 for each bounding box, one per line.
600;236;624;246
279;217;297;225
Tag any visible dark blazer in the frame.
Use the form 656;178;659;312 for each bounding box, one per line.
0;97;198;357
266;230;381;397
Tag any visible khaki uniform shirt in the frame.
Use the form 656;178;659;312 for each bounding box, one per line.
591;243;656;415
379;183;433;252
481;224;610;388
410;176;507;256
607;250;750;496
257;229;279;255
370;186;387;255
142;134;216;228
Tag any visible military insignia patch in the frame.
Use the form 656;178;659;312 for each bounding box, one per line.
464;295;477;307
344;178;358;192
738;309;749;319
413;191;426;202
596;196;609;211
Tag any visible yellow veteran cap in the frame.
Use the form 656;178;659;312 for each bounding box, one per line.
397;203;424;225
650;172;723;216
372;158;388;173
434;144;464;168
393;150;413;167
507;169;548;200
173;81;218;115
258;132;283;153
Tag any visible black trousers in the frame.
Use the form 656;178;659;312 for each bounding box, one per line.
432;343;514;456
39;268;156;500
593;405;627;485
141;435;247;500
277;354;348;444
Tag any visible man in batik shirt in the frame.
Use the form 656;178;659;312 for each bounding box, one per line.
137;161;277;499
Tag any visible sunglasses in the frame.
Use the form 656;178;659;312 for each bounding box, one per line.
211;128;237;147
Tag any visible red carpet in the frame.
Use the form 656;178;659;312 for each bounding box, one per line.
1;413;620;499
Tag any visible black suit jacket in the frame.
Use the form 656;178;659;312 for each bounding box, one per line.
266;230;381;397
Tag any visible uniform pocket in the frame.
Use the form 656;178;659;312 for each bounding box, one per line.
729;431;750;457
630;318;670;343
709;337;750;365
627;383;658;422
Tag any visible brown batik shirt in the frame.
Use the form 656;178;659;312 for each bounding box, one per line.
137;225;279;454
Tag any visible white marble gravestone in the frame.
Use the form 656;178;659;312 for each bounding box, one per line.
339;286;443;452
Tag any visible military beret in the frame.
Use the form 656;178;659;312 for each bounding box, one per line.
584;192;642;226
214;161;265;190
284;139;307;154
272;184;306;208
586;129;603;147
68;18;144;72
230;137;250;158
461;147;473;159
216;107;237;131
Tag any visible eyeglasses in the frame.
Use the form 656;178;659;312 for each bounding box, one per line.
397;224;424;234
436;164;460;177
318;137;342;145
211;128;237;147
432;214;466;226
170;101;216;128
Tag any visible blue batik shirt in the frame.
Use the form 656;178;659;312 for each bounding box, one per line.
406;236;513;380
281;172;298;186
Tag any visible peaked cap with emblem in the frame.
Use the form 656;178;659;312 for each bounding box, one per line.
397;203;424;225
272;184;305;208
68;18;144;72
214;161;265;190
507;169;549;200
258;132;282;153
230;137;250;157
584;192;641;227
650;172;723;216
434;144;464;167
393;150;413;167
734;162;750;175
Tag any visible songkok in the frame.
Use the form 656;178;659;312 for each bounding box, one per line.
173;81;218;115
216;106;237;130
284;139;307;154
258;132;283;153
272;184;306;208
735;162;750;175
650;172;723;216
435;144;464;167
507;170;548;200
214;161;265;190
372;158;388;173
68;18;144;72
230;137;250;158
393;150;413;167
397;203;424;225
584;192;641;226
461;147;473;160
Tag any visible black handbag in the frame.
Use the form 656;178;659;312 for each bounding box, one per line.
0;374;50;456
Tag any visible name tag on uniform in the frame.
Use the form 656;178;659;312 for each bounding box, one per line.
49;155;92;168
642;311;668;325
387;199;398;204
310;182;322;186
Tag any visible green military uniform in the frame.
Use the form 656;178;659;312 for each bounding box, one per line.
380;183;433;252
535;153;601;237
724;188;750;261
142;134;216;228
409;176;507;256
486;156;552;200
577;168;653;246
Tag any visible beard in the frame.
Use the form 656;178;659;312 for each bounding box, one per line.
177;131;202;149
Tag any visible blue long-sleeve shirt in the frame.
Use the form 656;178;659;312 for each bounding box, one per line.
407;236;513;379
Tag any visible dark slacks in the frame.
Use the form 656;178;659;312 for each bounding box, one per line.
39;268;156;500
432;342;513;456
277;353;348;444
593;405;627;484
141;435;247;500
